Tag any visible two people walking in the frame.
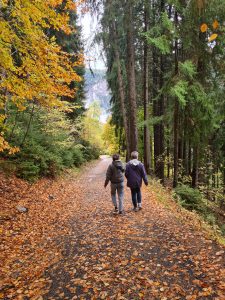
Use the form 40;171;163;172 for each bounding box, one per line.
104;151;148;214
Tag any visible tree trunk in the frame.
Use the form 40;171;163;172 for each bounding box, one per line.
178;139;183;160
167;139;170;179
20;103;35;146
183;123;188;174
150;134;154;171
153;52;164;182
192;145;199;188
173;99;179;187
173;11;179;188
143;0;151;174
112;20;130;158
184;139;189;175
188;143;192;176
158;52;165;183
126;0;138;153
223;164;225;194
8;110;18;141
152;0;165;183
153;47;159;175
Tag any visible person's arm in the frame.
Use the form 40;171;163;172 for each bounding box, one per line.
141;164;148;186
120;163;125;173
125;163;129;178
104;165;112;187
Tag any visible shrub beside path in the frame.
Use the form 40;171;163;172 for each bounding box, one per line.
1;156;225;299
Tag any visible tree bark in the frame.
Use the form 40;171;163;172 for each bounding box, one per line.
188;143;192;176
158;52;165;183
111;20;130;158
223;164;225;194
143;0;151;174
173;99;179;187
152;47;160;174
173;11;179;188
20;103;35;146
192;145;199;188
167;132;170;178
152;0;165;183
126;0;138;153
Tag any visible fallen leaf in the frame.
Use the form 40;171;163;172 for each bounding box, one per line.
216;250;224;256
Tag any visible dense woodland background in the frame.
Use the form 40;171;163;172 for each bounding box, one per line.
92;0;225;188
87;0;225;232
0;1;224;233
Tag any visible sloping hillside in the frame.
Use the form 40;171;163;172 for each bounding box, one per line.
84;69;111;122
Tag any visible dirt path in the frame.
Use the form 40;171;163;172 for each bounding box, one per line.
41;156;224;300
1;157;224;300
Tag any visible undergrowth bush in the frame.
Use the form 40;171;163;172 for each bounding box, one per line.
174;184;206;213
174;184;225;237
0;105;101;181
149;180;225;238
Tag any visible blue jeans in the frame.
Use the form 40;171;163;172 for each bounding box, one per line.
111;182;124;212
130;187;142;208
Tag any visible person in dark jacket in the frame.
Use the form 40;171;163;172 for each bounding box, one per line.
125;151;148;211
104;154;125;214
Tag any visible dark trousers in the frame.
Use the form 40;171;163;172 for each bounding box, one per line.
130;187;142;208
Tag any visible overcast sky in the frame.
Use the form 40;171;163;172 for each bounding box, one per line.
78;11;106;70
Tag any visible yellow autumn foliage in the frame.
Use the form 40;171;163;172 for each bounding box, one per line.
208;33;218;42
0;0;83;152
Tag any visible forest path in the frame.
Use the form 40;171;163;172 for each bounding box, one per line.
42;156;225;300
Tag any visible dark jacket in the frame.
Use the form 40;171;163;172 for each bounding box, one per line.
125;159;148;188
105;160;125;186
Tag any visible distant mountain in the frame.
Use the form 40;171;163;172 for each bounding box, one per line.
84;69;111;122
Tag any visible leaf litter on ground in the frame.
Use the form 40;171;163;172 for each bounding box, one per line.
0;158;225;299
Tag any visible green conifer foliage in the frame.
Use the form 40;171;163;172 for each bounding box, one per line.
94;0;224;202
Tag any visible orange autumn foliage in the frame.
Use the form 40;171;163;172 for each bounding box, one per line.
212;19;219;29
200;23;208;33
0;0;83;152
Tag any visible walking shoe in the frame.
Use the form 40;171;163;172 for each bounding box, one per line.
137;202;142;210
133;207;138;212
113;207;118;214
119;211;124;215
